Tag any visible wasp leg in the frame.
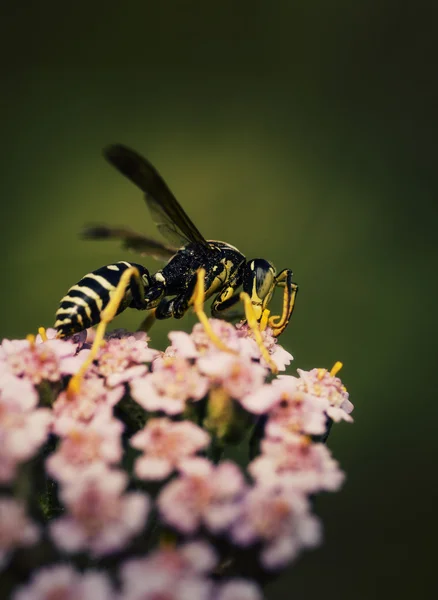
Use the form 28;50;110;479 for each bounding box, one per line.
211;291;243;320
268;269;298;337
210;268;244;321
190;269;237;354
240;292;278;374
68;266;146;396
137;308;157;333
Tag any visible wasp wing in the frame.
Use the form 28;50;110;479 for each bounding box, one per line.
104;144;211;251
82;225;177;261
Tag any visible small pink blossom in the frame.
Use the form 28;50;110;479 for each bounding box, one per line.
0;372;38;411
35;327;58;343
121;540;217;581
130;356;209;415
263;376;329;438
236;382;279;415
120;572;212;600
0;336;79;384
249;436;345;493
119;541;216;600
236;323;293;371
131;418;210;480
197;353;267;401
95;334;158;379
0;374;52;483
50;464;150;556
297;367;354;422
46;411;123;482
107;364;148;387
36;327;88;353
12;564;115;600
167;330;200;359
231;483;322;569
158;458;246;534
0;498;40;569
53;376;124;423
168;320;242;359
215;579;263;600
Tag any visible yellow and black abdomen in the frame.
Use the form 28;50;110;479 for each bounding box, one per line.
55;261;142;337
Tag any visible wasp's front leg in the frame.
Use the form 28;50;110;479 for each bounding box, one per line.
268;269;298;336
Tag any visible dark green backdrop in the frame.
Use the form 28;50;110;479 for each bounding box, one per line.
1;2;436;598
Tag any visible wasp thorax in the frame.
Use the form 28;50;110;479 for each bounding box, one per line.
244;259;277;319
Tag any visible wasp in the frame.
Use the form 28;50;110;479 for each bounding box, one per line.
55;145;298;369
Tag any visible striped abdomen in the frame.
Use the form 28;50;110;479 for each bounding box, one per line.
55;261;145;337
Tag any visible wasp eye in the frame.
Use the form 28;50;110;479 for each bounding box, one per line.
244;259;276;301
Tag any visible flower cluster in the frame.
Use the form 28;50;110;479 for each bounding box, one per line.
0;319;353;599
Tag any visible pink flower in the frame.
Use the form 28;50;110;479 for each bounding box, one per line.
46;411;123;482
167;330;200;359
0;374;52;483
231;483;322;569
0;372;38;411
107;364;148;387
36;327;88;352
35;327;58;343
263;376;329;438
121;539;217;580
52;376;124;424
169;320;242;359
249;436;345;493
197;353;267;401
297;367;354;423
130;356;209;415
236;323;293;371
12;565;115;600
131;418;210;480
50;464;150;556
215;579;263;600
158;458;246;534
120;572;212;600
236;382;280;415
0;336;79;384
95;334;158;380
119;541;217;600
0;498;40;569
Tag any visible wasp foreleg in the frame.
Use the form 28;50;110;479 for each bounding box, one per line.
239;292;278;374
190;269;237;354
268;269;298;337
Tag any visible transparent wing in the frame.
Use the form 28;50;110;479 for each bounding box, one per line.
82;225;178;261
104;144;211;251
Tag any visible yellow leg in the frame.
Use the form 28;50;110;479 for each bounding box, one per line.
38;327;48;342
330;361;343;377
26;334;36;348
240;292;278;374
137;309;157;333
269;282;298;336
192;269;236;354
68;267;140;397
260;308;271;332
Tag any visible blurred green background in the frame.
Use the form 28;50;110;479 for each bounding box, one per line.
1;1;436;598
